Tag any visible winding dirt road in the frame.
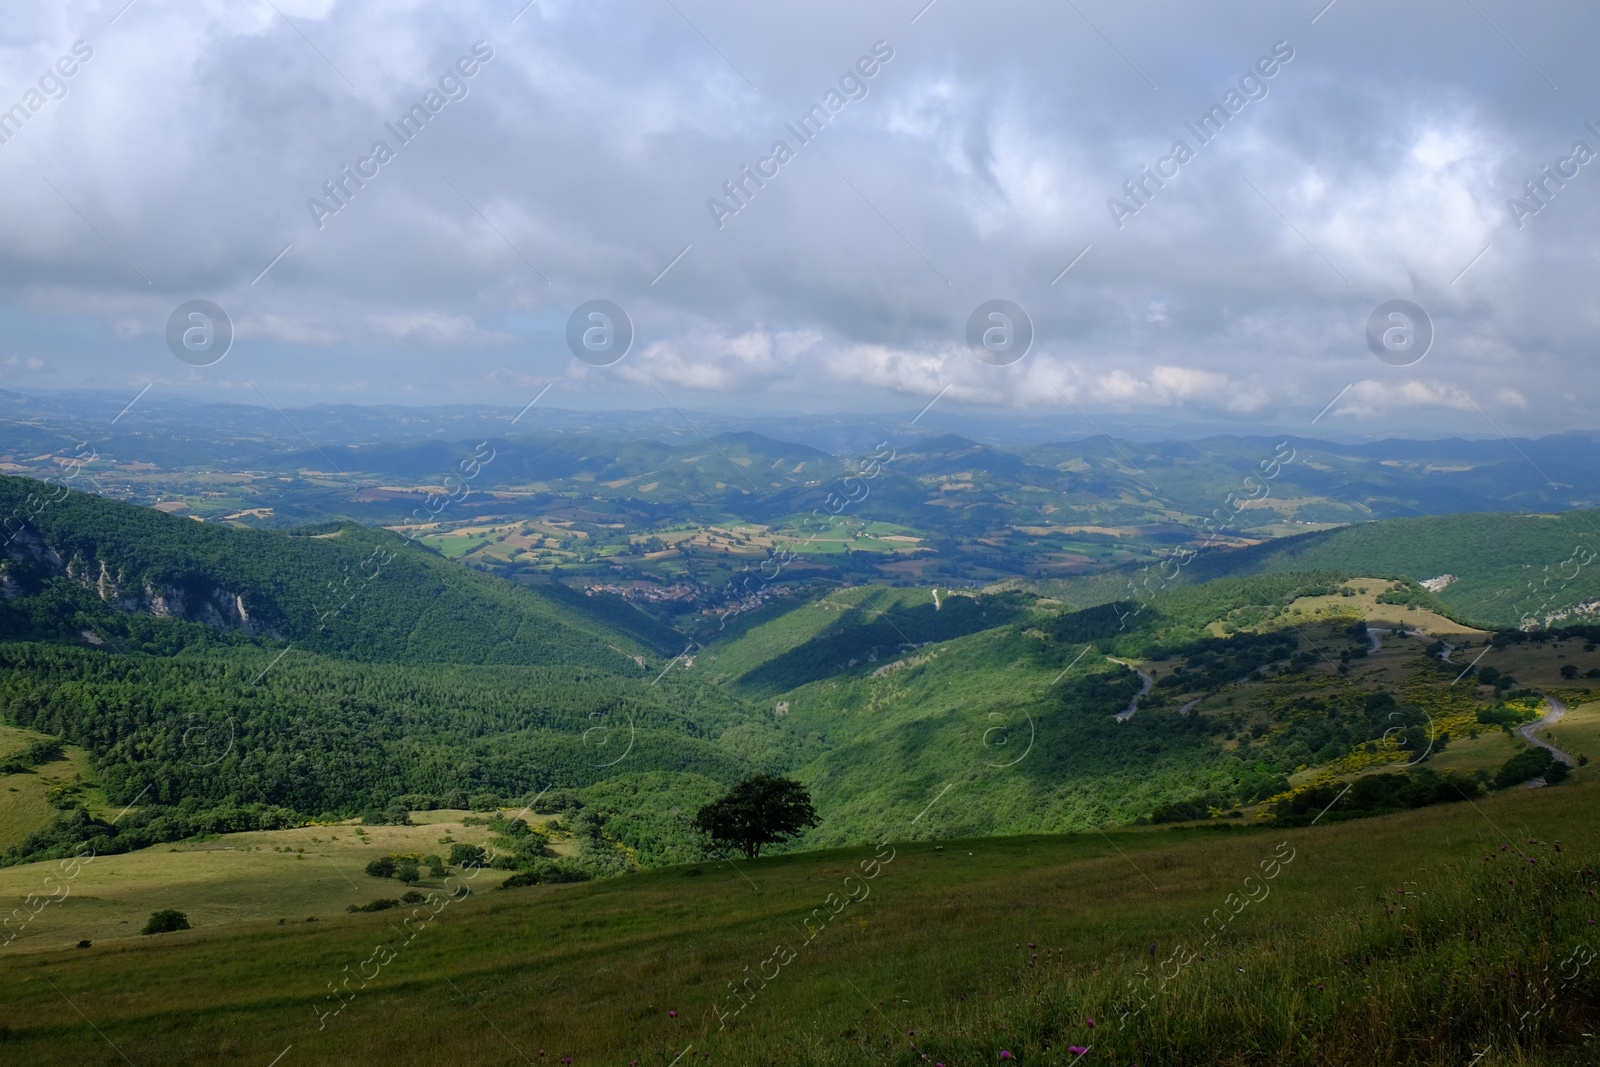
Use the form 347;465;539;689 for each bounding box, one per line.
1519;696;1577;768
1109;657;1154;722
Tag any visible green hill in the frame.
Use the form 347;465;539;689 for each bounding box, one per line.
1039;510;1600;631
0;474;679;665
1175;510;1600;629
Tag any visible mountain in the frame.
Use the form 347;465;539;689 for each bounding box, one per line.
0;474;679;665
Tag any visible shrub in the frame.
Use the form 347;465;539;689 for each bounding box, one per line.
448;844;487;868
396;862;420;884
1494;747;1554;789
346;898;400;913
498;870;541;890
364;856;397;878
497;862;589;890
400;890;425;904
141;909;191;935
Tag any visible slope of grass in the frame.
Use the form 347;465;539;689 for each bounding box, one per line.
0;779;1593;1064
0;724;105;851
0;813;563;953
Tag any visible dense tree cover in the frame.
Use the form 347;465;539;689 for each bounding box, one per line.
0;643;785;818
1151;630;1300;692
0;639;800;866
1037;601;1136;645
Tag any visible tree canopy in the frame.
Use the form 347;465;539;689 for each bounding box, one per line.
692;774;818;859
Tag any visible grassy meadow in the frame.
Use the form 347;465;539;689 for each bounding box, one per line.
0;776;1595;1065
0;809;579;954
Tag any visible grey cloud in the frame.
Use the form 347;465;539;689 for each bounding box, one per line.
0;0;1594;436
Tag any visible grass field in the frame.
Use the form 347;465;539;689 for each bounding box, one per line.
0;810;575;955
0;777;1594;1065
0;725;109;852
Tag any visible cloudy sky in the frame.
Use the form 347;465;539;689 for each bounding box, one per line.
1;0;1596;435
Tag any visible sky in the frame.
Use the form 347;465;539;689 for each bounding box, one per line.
0;0;1596;437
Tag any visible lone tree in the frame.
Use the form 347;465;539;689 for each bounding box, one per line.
693;775;818;859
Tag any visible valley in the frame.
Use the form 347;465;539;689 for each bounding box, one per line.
0;412;1598;1063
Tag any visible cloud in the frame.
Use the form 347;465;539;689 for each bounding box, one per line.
1335;379;1476;419
0;0;1593;435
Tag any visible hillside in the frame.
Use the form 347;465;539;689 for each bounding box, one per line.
0;778;1593;1064
1172;510;1600;629
0;474;680;664
1029;509;1599;632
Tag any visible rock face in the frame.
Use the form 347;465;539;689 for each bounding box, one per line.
6;525;279;639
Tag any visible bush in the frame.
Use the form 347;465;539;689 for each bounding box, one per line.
346;898;400;913
1494;747;1555;789
396;862;420;884
448;844;487;868
497;862;589;890
364;856;397;878
400;890;426;904
499;870;541;889
141;909;191;935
